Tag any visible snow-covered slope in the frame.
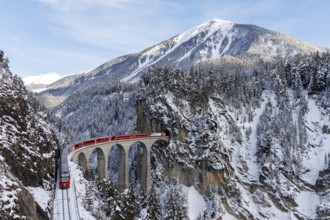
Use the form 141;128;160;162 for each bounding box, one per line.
37;18;326;108
120;19;234;82
0;55;59;219
23;72;63;86
135;53;330;219
91;18;324;83
23;72;64;93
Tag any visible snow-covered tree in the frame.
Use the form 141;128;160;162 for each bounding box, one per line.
144;185;161;220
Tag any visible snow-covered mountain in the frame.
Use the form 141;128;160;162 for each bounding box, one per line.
50;51;330;219
37;18;326;108
23;72;63;93
24;18;330;219
84;18;325;83
133;54;330;219
23;72;62;86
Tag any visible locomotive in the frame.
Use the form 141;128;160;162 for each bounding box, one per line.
59;149;70;189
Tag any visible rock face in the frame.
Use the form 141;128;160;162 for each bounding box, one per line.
136;99;166;134
138;99;226;192
0;53;59;219
316;169;330;191
137;103;226;193
136;71;228;193
135;58;330;219
16;187;49;220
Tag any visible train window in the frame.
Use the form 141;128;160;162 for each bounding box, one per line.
62;175;69;181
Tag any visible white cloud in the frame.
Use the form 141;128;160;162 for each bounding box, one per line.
33;0;132;11
5;0;329;78
44;0;185;56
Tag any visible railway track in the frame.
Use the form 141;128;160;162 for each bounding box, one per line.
60;188;72;220
61;189;65;220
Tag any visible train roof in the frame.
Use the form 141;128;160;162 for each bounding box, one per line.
60;146;70;173
60;159;70;172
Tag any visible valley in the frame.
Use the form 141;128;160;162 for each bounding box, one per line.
1;18;330;219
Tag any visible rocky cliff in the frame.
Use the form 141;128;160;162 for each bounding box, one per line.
136;55;330;219
0;51;59;219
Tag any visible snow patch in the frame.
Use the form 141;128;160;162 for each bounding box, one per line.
26;187;51;211
122;18;234;82
301;98;329;184
295;190;320;218
68;160;96;220
183;186;206;220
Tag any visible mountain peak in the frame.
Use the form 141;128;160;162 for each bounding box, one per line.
39;18;326;100
169;18;234;57
190;17;234;34
23;72;63;86
207;17;234;24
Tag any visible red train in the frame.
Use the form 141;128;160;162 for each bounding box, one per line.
59;149;70;189
63;132;166;189
68;132;166;153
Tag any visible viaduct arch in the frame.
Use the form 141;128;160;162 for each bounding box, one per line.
71;136;169;192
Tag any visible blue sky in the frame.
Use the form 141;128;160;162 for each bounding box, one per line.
0;0;329;77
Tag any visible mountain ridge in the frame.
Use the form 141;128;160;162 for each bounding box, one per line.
23;72;63;86
36;18;326;108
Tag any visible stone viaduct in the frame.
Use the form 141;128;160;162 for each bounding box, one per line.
70;136;169;192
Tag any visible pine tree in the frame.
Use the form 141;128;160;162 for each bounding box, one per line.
285;62;293;87
299;94;309;116
274;66;290;111
166;190;176;220
121;187;137;220
165;184;188;220
202;193;218;219
84;184;94;211
294;70;303;100
314;52;326;91
173;189;188;220
145;185;161;220
0;50;9;69
96;180;124;219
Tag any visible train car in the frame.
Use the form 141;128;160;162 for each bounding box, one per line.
150;132;166;137
132;133;150;139
82;139;96;147
114;135;132;140
74;143;83;151
59;150;70;189
96;137;110;144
